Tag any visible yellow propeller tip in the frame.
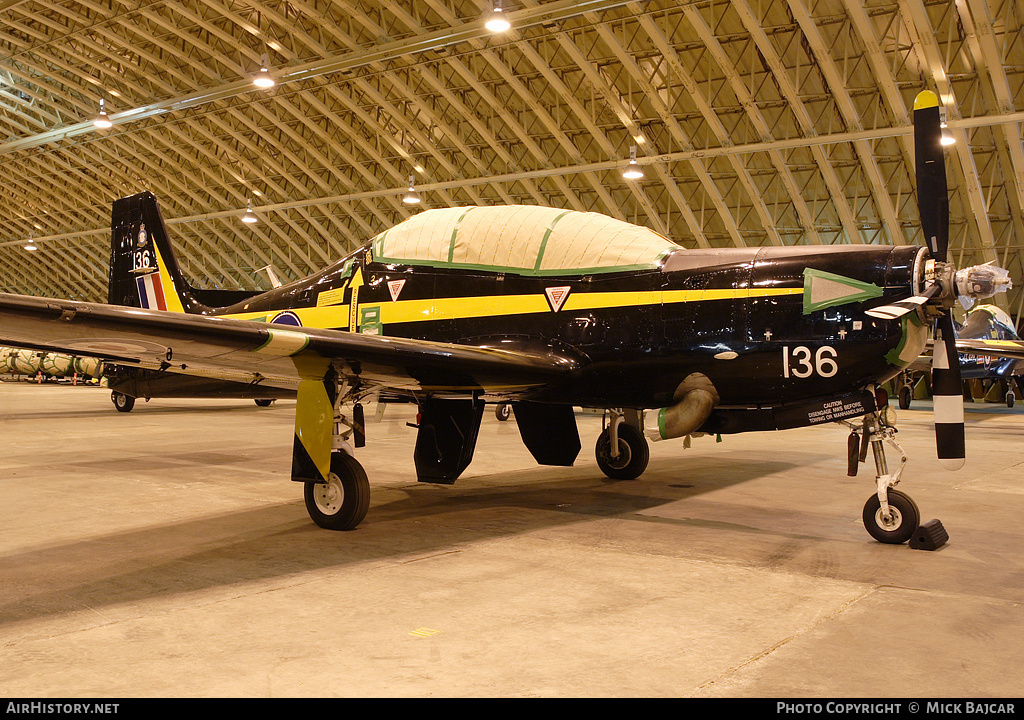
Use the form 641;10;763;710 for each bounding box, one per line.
914;90;939;111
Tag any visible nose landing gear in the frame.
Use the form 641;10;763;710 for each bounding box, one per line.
844;408;923;545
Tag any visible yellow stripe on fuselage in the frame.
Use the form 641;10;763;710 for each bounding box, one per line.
375;287;803;324
222;287;803;330
227;305;351;327
382;294;549;324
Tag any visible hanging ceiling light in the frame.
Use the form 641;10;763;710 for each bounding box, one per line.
253;54;275;89
24;233;37;251
940;121;955;146
622;145;644;180
939;108;955;146
484;0;511;32
242;199;258;223
93;98;112;129
402;175;421;205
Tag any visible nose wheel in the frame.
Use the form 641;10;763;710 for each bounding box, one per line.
862;489;920;544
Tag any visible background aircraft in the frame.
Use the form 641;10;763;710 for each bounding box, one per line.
101;362;290;412
0;343;284;409
0;91;1010;545
895;304;1024;409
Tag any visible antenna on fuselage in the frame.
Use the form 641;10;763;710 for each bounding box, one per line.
258;264;283;288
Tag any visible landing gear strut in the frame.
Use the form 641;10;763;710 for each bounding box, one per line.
844;407;920;544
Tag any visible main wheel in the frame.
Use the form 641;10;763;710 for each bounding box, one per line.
495;403;511;421
898;385;912;410
1006;390;1015;408
304;452;370;531
111;391;135;413
254;398;274;407
862;489;920;544
595;423;649;480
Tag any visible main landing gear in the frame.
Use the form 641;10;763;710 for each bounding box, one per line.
304;450;370;531
111;390;135;412
595;409;649;480
843;405;921;544
300;379;371;531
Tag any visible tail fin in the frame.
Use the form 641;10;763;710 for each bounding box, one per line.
108;192;262;311
108;191;199;312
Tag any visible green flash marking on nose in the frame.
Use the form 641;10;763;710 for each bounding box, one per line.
803;268;884;314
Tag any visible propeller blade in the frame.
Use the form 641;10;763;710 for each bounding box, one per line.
932;312;965;470
914;91;949;262
864;283;940;319
915;90;963;469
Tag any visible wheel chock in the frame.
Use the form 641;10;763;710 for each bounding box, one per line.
909;519;948;550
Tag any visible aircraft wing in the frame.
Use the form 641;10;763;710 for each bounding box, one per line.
912;338;1024;372
952;338;1024;362
0;293;578;396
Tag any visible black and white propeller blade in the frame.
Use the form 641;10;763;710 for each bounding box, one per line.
932;313;965;469
864;284;939;320
914;90;965;470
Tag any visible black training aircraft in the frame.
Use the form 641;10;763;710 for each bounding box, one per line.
0;91;1010;543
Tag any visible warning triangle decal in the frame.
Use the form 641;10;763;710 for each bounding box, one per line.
544;286;572;313
388;279;406;302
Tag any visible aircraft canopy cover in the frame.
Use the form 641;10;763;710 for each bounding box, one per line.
370;205;680;276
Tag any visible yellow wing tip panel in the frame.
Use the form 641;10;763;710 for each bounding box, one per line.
255;328;311;356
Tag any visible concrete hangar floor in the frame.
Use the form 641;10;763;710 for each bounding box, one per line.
0;379;1022;699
